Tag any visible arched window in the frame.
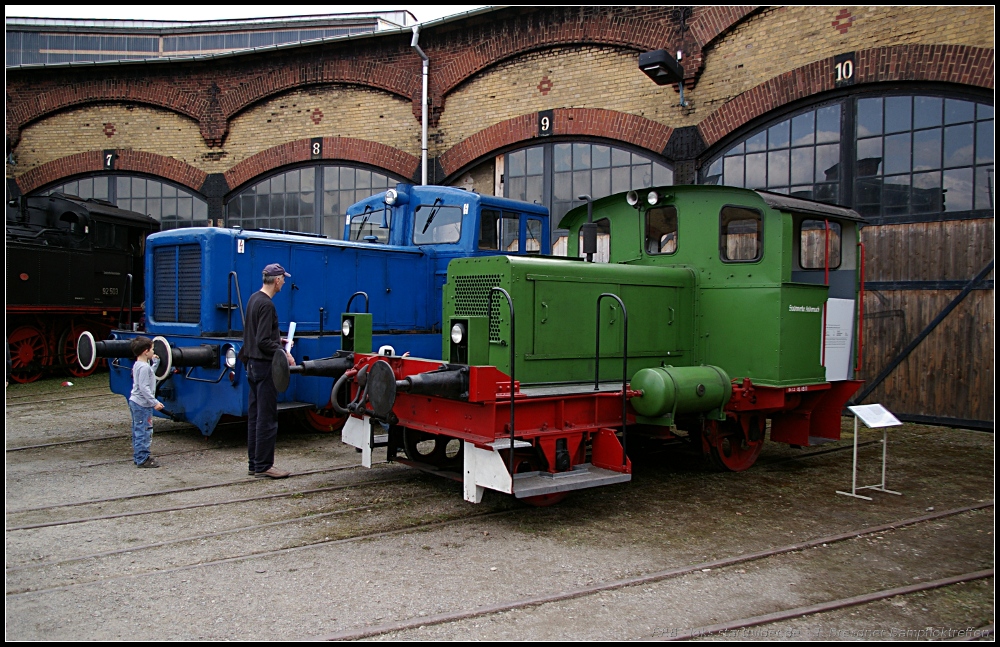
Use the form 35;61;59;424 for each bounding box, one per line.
701;92;994;221
503;141;673;254
40;175;209;229
226;164;405;237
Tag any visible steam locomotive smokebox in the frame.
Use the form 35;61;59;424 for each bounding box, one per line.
630;365;732;419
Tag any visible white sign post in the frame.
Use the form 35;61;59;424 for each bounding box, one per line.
836;403;903;501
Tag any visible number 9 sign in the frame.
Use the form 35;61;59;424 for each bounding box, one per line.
538;110;554;137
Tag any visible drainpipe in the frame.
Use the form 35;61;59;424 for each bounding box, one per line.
411;25;429;185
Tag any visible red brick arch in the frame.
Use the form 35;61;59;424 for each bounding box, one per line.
6;86;209;149
698;44;995;147
439;108;673;178
15;150;209;195
223;138;420;192
217;61;419;123
432;7;757;102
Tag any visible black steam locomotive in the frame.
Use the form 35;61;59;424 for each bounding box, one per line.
6;192;159;383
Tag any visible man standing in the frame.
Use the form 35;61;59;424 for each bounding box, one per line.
243;263;296;478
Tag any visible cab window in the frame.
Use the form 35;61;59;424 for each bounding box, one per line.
525;218;543;253
800;219;842;269
720;206;762;262
645;206;678;255
349;207;390;242
478;209;520;251
414;202;463;244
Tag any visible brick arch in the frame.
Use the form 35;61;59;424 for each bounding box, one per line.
15;150;209;195
223;138;420;192
218;60;420;124
439;108;673;178
698;44;995;148
431;6;758;115
6;85;209;150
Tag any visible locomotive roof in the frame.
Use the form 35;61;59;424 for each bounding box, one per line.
346;184;549;217
755;190;865;222
557;185;864;228
40;193;160;227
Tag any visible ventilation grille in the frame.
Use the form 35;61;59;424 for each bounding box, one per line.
453;274;504;342
153;244;201;323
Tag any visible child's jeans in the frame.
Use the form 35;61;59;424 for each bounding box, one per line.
128;400;154;465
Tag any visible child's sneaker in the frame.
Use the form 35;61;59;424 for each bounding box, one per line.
138;457;161;468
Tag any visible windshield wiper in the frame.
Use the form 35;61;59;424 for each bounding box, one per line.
420;198;444;234
355;205;374;240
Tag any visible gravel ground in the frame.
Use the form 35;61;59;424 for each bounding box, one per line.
4;373;994;641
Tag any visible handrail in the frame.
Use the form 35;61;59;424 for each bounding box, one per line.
345;291;370;314
854;241;865;374
595;292;629;466
488;287;516;476
117;273;134;331
226;271;246;337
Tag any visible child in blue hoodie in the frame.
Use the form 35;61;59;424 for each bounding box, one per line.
129;336;165;468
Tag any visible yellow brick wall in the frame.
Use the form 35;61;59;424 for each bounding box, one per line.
696;6;995;114
225;85;418;166
14;104;210;176
437;45;693;152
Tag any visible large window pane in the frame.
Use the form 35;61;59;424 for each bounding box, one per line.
944;124;974;167
913;128;942;170
883;134;912;175
943;168;974;212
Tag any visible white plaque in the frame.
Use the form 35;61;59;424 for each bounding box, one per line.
848;403;902;429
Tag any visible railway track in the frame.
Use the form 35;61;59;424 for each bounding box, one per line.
658;571;994;641
5;506;519;597
313;502;995;641
6;378;993;640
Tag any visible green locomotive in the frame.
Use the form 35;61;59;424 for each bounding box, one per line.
292;185;865;504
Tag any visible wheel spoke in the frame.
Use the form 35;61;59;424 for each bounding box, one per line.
705;417;764;472
9;325;50;384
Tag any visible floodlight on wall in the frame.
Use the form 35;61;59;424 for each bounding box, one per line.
638;48;689;107
638;49;684;85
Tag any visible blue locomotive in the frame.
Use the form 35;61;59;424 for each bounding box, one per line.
78;184;550;435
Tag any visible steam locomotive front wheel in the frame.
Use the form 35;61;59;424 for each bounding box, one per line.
402;429;463;470
59;322;96;378
9;325;50;384
704;417;764;472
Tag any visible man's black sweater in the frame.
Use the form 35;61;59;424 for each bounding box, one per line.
243;291;282;361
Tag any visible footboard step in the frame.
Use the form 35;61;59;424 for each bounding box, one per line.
512;463;631;499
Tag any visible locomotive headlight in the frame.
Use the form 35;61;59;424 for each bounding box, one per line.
647;190;660;205
384;189;398;206
224;346;238;369
342;319;353;337
450;323;466;345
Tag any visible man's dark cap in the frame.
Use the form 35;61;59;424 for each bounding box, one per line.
263;263;291;277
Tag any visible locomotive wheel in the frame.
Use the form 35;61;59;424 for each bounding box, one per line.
705;417;764;472
9;325;50;384
508;450;568;507
58;323;96;378
402;429;463;470
295;407;349;433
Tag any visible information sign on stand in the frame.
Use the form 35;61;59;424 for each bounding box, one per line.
837;404;903;501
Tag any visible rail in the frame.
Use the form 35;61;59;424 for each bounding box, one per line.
488;286;516;476
116;273;134;330
345;291;370;314
226;271;246;337
594;292;629;466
